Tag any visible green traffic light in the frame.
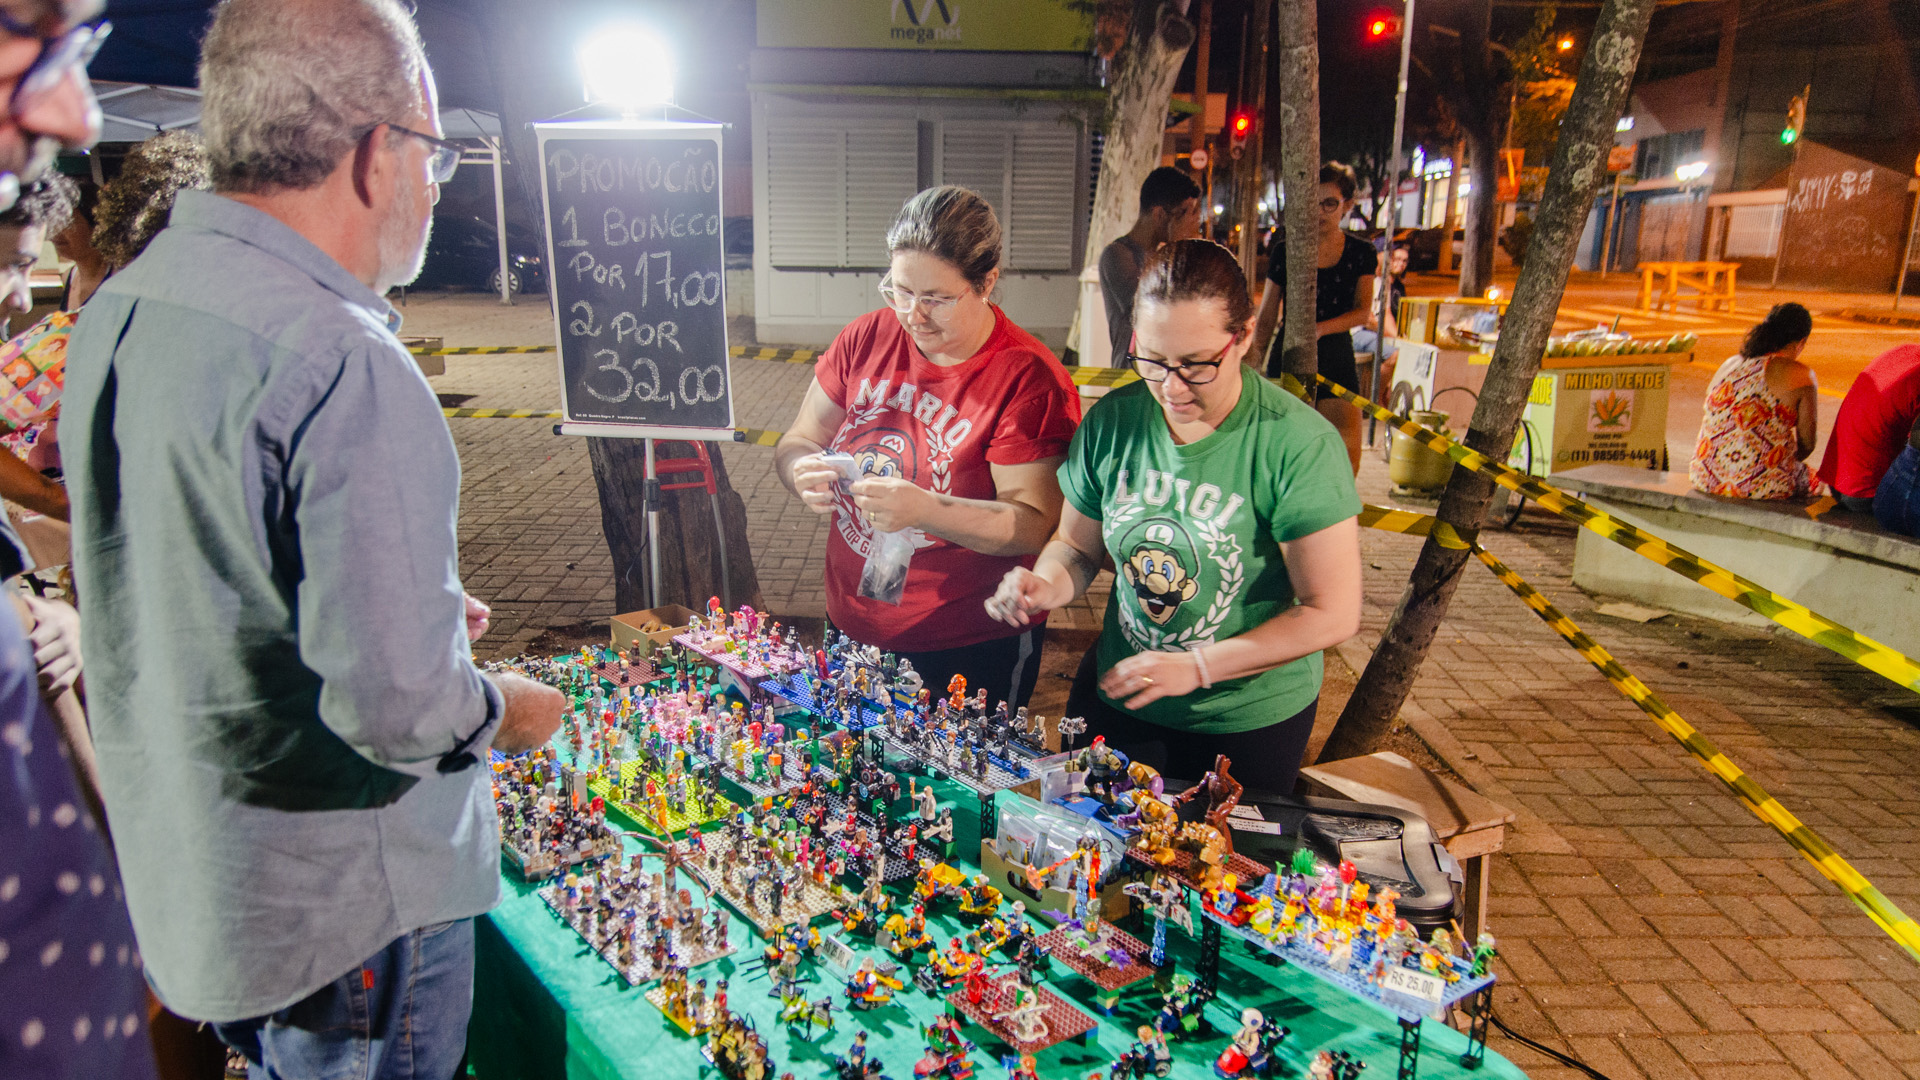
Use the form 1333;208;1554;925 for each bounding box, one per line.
1780;129;1798;145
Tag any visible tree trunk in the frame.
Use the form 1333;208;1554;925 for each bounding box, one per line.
1082;2;1197;268
588;438;764;615
1439;136;1463;274
1321;0;1659;765
1453;0;1507;299
1459;118;1503;297
1273;0;1321;383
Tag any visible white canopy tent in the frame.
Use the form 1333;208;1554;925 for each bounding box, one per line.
85;81;518;304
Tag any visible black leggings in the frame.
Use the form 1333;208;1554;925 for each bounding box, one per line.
1064;648;1317;797
894;622;1047;713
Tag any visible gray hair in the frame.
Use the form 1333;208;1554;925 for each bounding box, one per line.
885;186;1002;291
198;0;428;194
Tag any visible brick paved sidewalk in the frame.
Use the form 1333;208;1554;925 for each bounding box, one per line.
410;294;1920;1078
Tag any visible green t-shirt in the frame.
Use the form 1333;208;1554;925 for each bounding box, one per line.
1057;375;1361;733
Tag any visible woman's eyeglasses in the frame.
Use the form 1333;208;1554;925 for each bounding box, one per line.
1127;334;1240;385
1318;197;1343;211
878;279;963;320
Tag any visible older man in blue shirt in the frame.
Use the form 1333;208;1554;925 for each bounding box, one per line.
62;0;564;1076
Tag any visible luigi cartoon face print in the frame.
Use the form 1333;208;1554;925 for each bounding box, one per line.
1122;519;1201;626
1104;469;1250;653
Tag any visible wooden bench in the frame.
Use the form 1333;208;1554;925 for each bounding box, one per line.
1636;260;1738;313
1299;751;1515;940
1555;465;1920;657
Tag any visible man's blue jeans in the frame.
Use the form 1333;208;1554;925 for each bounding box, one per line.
212;919;474;1080
1875;444;1920;537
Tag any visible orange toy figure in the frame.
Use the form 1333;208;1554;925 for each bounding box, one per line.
947;674;967;710
1168;754;1244;862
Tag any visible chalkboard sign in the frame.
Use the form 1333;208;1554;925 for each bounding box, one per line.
535;120;734;433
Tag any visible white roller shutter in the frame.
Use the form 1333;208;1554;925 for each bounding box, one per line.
1008;122;1078;270
846;123;919;266
766;119;917;268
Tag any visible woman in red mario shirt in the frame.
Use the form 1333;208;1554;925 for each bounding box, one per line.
776;186;1080;709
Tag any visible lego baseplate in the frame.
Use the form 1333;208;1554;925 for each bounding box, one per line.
588;760;737;837
588;658;658;690
502;825;624;881
1201;908;1495;1023
1034;924;1157;995
758;676;889;732
674;633;806;683
535;884;737;987
945;980;1099;1055
675;832;846;935
707;750;814;801
866;730;1033;798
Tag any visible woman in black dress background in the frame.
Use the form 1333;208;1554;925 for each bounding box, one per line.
1250;161;1374;473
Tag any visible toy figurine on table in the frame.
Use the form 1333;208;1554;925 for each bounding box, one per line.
991;978;1050;1045
1122;873;1193;966
957;874;1003;918
915;1015;976;1080
1005;1054;1040;1080
1073;736;1130;807
1213;1008;1286;1079
1154;974;1211;1040
880;904;934;958
779;989;836;1039
837;1032;886;1080
1056;714;1087;751
1307;1051;1366;1080
844;956;903;1010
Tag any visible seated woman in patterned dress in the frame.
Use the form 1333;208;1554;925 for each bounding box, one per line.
1689;303;1820;500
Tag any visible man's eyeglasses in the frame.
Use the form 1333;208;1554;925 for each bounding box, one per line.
0;16;110;118
384;123;462;184
878;279;963;320
1127;334;1240;385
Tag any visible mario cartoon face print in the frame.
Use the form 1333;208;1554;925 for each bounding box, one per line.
849;426;917;483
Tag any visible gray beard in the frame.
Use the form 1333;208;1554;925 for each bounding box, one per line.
373;193;431;294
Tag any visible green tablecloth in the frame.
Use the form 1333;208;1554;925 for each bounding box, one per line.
471;788;1526;1080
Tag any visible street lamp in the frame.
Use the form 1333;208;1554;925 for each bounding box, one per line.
1674;161;1708;183
580;26;675;113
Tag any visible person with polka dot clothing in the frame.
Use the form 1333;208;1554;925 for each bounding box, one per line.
0;593;157;1079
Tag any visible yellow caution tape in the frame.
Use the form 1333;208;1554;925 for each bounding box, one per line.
441;407;561;419
1317;375;1920;695
411;345;555;355
727;345;819;364
1360;502;1920;965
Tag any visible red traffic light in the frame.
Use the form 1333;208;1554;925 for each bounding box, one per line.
1366;12;1401;40
1232;115;1252;134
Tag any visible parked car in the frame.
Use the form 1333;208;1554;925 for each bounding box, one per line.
414;215;547;295
724;216;752;270
1396;226;1464;273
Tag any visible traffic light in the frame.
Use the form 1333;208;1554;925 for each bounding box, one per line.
1781;92;1807;146
1229;112;1253;159
1366;13;1401;41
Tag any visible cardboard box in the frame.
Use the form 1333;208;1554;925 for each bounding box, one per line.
979;837;1130;923
610;604;698;656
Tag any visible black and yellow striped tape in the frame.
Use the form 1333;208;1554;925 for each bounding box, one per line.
727;345;819;364
1318;376;1920;695
411;345;555;355
1360;502;1920;964
441;407;561;419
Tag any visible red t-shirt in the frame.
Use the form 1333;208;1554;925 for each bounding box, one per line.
815;306;1081;652
1816;344;1920;498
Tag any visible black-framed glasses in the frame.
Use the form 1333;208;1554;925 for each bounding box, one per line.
1127;334;1239;385
1318;196;1342;211
0;15;110;118
383;123;462;184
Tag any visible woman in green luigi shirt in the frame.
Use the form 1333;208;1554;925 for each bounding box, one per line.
986;239;1362;794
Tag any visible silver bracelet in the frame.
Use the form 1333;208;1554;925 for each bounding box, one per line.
1190;645;1212;689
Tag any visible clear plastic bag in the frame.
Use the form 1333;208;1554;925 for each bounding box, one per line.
858;527;914;604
